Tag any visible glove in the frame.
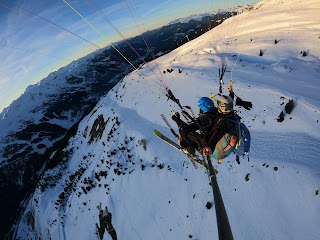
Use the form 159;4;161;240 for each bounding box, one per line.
236;97;252;110
227;85;233;92
171;112;180;122
202;147;212;156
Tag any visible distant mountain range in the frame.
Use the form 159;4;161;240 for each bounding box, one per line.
168;13;220;24
0;11;235;239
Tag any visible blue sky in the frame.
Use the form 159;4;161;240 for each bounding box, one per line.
0;0;257;111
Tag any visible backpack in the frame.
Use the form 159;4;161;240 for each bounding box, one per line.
223;118;251;161
235;121;251;158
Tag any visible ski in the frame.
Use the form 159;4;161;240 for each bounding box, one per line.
153;129;208;169
160;114;179;138
159;115;200;168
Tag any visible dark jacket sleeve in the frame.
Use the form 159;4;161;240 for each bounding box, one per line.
176;119;200;143
229;91;235;100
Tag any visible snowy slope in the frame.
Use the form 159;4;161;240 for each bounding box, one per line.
15;0;320;239
0;53;94;159
0;53;94;137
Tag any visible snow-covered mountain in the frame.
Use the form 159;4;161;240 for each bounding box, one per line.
0;47;131;238
167;4;253;26
0;13;238;238
0;13;237;238
168;13;218;25
9;0;320;239
168;11;234;26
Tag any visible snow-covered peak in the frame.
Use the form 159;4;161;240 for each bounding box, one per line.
168;13;217;25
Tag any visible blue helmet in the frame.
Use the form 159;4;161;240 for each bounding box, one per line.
198;97;215;113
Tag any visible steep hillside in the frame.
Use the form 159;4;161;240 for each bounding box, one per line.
0;13;234;238
14;0;320;239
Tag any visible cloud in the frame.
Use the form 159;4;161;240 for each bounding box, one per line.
100;1;124;16
138;0;176;19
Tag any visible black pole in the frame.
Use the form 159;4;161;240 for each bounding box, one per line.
219;64;226;94
166;89;202;128
206;155;234;240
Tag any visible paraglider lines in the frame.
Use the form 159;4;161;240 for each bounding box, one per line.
121;0;168;87
1;3;124;65
63;0;144;78
84;0;167;88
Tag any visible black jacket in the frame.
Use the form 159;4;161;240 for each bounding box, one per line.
175;92;238;151
205;110;240;150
